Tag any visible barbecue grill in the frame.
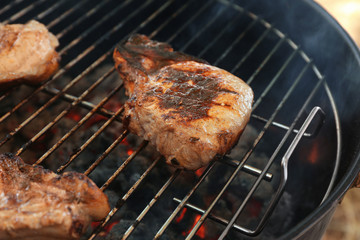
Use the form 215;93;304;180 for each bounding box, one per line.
1;0;359;239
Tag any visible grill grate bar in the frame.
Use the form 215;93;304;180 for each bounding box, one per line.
0;89;14;102
198;10;244;58
154;161;216;238
148;0;196;39
42;85;277;181
246;37;286;85
166;0;216;43
89;156;162;240
245;34;313;137
44;85;310;141
41;78;279;180
219;156;273;181
186;61;312;239
149;11;312;237
42;86;120;120
252;114;315;137
0;0;25;17
15;67;116;157
0;0;160;149
136;0;176;31
179;3;229;52
55;105;125;172
214;18;259;66
0;0;109;105
219;75;325;239
122;169;181;240
101;140;149;191
2;0;46;25
252;47;299;110
0;52;110;148
0;35;102;124
41;0;178;119
154;12;304;240
89;2;298;236
46;0;88;29
34;69;118;164
0;88;33;123
230;26;272;74
34;0;69;21
49;1;316;235
0;1;109;114
55;0;112;40
57;0;134;55
83;130;129;176
172;197;246;232
52;0;177;171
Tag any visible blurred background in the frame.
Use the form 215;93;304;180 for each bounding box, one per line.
315;0;360;239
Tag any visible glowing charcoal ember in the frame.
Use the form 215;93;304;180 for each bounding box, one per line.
91;221;120;236
175;208;188;223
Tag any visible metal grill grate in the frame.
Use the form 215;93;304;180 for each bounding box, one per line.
0;0;340;239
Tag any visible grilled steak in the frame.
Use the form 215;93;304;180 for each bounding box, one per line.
114;34;253;170
0;153;110;240
0;20;59;89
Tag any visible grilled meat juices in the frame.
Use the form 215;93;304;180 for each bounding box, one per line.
0;153;110;240
114;34;253;170
0;20;59;89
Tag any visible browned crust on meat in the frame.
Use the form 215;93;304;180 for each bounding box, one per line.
115;34;206;74
113;34;206;96
113;34;254;170
0;20;60;90
0;153;110;239
144;65;239;121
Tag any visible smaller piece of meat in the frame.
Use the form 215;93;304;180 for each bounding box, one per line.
0;153;110;240
0;20;60;89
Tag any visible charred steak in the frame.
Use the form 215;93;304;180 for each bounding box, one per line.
0;153;110;240
0;20;60;89
114;34;253;170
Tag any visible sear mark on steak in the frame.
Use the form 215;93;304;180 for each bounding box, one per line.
148;66;240;120
114;34;253;170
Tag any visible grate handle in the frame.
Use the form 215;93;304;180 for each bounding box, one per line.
218;106;325;237
255;106;324;233
172;107;326;238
